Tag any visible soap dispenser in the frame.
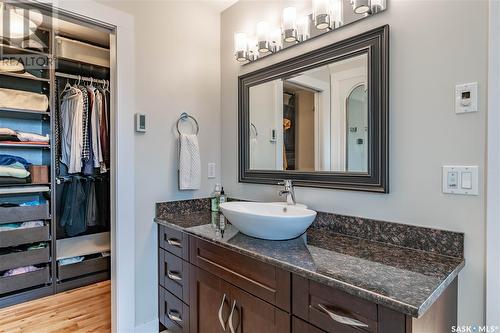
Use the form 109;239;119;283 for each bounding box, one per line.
210;184;221;212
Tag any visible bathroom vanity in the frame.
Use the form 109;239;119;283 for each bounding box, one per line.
155;199;464;333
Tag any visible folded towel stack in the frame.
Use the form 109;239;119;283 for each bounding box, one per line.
0;154;31;185
0;128;49;144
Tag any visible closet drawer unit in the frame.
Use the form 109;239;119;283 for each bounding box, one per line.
293;274;378;333
159;286;190;333
0;246;50;271
189;236;291;311
159;248;189;304
57;256;110;281
0;267;50;295
0;203;50;223
0;224;50;248
159;224;188;260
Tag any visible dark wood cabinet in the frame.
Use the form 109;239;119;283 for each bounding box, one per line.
189;264;290;333
157;224;458;333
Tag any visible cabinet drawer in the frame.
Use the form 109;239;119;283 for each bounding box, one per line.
0;224;50;248
159;287;190;333
159;248;189;304
159;225;188;260
0;267;50;295
293;317;327;333
0;203;50;223
293;274;378;333
189;236;290;311
0;246;50;271
58;256;110;281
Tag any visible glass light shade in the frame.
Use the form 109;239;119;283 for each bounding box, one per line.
256;21;269;42
353;0;371;14
270;28;282;51
312;0;330;30
331;0;343;27
234;32;247;53
297;16;310;41
247;36;258;59
371;0;384;13
282;7;297;31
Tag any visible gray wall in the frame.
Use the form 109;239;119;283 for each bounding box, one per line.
99;0;222;329
221;0;488;326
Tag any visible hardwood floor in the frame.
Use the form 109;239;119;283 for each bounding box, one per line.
0;281;111;333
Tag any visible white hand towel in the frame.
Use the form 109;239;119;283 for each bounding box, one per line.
179;133;201;190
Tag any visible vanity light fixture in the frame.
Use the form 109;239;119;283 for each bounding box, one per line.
256;21;271;53
312;0;331;30
233;0;385;63
282;7;298;43
234;32;249;62
352;0;371;14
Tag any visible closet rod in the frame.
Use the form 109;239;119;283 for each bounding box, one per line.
55;72;108;85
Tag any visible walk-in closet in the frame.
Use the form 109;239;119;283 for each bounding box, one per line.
0;2;114;309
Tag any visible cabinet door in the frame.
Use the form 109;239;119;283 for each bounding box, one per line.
225;281;290;333
189;265;230;333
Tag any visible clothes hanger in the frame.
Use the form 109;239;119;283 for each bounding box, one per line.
60;78;73;98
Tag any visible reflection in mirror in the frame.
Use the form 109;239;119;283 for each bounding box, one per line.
249;52;368;173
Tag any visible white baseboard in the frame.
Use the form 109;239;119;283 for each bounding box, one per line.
134;319;158;333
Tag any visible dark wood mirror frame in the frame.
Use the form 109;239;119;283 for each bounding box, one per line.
238;25;389;193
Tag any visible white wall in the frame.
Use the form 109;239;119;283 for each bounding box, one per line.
221;0;488;326
99;1;222;329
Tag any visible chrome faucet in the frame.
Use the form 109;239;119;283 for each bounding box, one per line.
278;180;296;205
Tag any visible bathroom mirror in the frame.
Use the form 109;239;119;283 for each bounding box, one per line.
239;25;389;192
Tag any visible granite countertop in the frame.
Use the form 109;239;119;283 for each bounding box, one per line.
155;209;464;318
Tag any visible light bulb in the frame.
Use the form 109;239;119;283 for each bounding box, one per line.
270;28;282;52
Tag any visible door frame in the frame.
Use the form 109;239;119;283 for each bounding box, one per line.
34;1;137;332
487;0;500;326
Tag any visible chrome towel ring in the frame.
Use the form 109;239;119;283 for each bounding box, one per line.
176;112;199;135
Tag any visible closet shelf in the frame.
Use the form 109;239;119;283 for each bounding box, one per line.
0;43;51;57
0;185;50;195
0;108;50;120
0;183;51;188
0;72;50;83
0;143;50;149
56;232;110;260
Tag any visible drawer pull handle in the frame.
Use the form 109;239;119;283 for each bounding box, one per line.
166;238;182;248
228;300;239;333
167;271;182;281
317;304;368;328
218;294;228;331
167;310;182;323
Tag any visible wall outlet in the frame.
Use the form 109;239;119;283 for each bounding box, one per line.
442;166;479;195
208;163;216;178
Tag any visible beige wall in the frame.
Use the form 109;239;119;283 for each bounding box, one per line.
221;0;488;326
99;0;222;328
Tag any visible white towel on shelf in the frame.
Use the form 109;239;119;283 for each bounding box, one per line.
179;133;201;190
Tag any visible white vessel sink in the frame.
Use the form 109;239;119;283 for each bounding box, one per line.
219;202;317;240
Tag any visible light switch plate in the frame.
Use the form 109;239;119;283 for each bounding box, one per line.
208;163;216;178
442;166;479;195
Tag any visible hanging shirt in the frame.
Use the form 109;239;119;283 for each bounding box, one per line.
97;88;109;172
60;87;84;174
88;87;103;169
